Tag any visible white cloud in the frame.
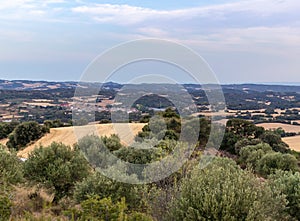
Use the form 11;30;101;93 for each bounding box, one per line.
71;0;300;25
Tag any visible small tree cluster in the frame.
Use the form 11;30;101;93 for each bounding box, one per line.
23;142;90;203
166;157;289;220
7;121;49;150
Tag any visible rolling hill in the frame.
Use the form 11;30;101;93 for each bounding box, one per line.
17;123;146;158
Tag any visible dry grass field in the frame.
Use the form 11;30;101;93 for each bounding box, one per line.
0;138;8;146
17;123;146;158
256;123;300;133
282;136;300;152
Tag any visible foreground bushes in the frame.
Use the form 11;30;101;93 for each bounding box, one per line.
74;172;145;211
0;146;23;184
239;143;298;177
23;143;90;203
269;170;300;220
0;190;12;221
166;157;289;220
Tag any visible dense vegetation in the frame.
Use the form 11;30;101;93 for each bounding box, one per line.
6;121;49;150
0;109;299;220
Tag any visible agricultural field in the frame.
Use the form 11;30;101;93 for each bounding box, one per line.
17;123;145;158
256;123;300;133
282;136;300;152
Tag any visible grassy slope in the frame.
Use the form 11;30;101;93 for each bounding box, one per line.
17;123;146;158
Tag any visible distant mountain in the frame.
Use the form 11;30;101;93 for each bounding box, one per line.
0;80;122;91
1;79;300;93
221;84;300;93
0;79;78;90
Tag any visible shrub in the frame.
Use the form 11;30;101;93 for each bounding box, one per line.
44;119;63;128
256;152;298;177
80;196;127;221
0;190;12;221
234;138;262;155
166;157;288;221
102;134;122;151
7;121;49;150
269;170;300;220
74;172;144;210
239;143;273;167
0;146;23;185
0;121;19;139
23;142;90;203
259;131;289;153
127;211;154;221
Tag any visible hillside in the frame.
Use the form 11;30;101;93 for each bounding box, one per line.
256;123;300;133
17;123;146;158
282;136;300;152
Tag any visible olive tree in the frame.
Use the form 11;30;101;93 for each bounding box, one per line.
256;152;298;177
23;142;90;203
166;157;289;221
0;145;23;185
269;170;300;220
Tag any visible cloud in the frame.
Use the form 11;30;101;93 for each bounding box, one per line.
0;0;67;21
71;0;300;25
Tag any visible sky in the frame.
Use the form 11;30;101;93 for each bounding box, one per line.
0;0;299;84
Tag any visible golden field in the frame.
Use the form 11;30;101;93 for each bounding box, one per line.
283;136;300;152
17;123;146;158
256;123;300;133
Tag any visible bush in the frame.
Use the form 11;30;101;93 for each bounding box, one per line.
234;138;262;155
221;119;265;154
259;131;289;153
44;119;63;128
74;172;145;210
269;170;300;220
79;196;127;221
256;152;298;177
102;134;122;151
7;121;49;150
166;157;288;221
0;146;23;185
239;143;273;168
0;190;12;221
128;211;154;221
114;146;163;164
0;121;19;139
23;142;90;203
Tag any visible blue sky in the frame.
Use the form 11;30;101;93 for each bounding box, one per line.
0;0;299;83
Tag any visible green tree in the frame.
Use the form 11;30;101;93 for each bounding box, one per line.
269;170;300;220
256;152;298;177
23;142;90;203
221;119;265;154
44;119;63;128
0;146;23;185
128;211;154;221
259;131;289;153
234;138;262;155
80;196;127;221
7;121;49;150
239;143;273;168
102;134;123;151
0;189;12;221
74;171;145;210
0;121;19;139
166;157;288;221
